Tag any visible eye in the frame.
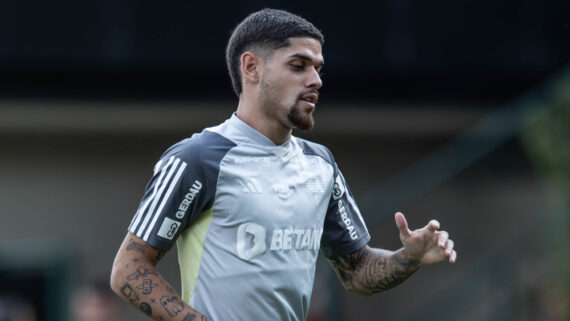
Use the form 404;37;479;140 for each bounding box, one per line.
291;64;304;71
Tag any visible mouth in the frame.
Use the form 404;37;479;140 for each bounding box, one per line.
299;92;318;108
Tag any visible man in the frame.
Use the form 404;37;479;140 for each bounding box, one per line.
110;8;457;321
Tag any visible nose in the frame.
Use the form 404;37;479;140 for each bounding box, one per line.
306;68;322;90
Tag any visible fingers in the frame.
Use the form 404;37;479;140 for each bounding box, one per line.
427;219;440;232
435;229;457;263
394;212;412;238
450;250;457;263
445;239;454;253
440;235;456;263
437;231;449;248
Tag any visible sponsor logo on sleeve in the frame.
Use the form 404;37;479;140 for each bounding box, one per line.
157;217;181;240
338;200;358;240
332;175;346;200
175;180;203;219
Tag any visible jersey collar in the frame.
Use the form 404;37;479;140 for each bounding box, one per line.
229;113;294;158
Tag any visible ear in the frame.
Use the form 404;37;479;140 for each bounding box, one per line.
240;52;261;86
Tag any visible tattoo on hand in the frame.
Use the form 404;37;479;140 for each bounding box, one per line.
127;266;156;281
120;283;140;305
139;302;152;315
137;279;159;295
160;296;185;317
329;247;421;296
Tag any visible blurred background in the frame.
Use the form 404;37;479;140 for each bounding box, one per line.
0;1;568;320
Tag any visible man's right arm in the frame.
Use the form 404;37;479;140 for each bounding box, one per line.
110;232;213;321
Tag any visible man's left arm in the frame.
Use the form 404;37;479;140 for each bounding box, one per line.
328;212;457;297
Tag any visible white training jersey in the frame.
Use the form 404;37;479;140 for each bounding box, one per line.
128;114;370;321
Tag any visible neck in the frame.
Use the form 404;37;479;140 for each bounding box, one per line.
235;97;292;146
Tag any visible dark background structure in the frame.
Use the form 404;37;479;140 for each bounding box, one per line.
0;1;568;321
1;0;569;101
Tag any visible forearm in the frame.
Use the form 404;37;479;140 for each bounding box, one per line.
329;246;421;296
110;235;212;321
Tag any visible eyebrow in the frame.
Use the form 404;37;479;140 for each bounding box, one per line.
288;54;324;67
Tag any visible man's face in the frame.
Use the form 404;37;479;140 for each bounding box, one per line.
258;37;324;131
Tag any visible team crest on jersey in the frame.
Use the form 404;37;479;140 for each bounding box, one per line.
272;183;295;199
307;177;325;204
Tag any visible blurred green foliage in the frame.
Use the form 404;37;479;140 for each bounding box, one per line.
521;74;570;296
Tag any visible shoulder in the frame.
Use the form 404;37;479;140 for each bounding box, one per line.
160;130;237;166
294;136;335;166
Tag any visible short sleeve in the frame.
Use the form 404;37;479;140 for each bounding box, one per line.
128;131;235;251
320;164;370;258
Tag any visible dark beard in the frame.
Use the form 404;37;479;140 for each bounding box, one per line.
287;103;314;131
259;71;315;131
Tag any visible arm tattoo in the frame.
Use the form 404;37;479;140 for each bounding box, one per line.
137;279;159;295
181;313;196;321
127;265;156;281
120;282;141;305
166;285;177;295
139;302;152;315
160;296;185;317
180;312;213;321
126;239;148;253
328;246;421;296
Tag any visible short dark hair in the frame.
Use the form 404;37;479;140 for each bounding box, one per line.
225;9;324;96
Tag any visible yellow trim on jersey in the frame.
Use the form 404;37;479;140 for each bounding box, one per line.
177;207;214;304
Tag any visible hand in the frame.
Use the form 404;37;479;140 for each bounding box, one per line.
394;212;457;265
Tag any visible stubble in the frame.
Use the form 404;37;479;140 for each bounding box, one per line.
259;71;315;131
